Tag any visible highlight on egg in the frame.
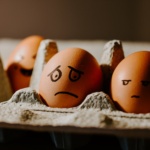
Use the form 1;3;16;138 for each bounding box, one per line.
5;35;44;92
110;51;150;113
38;47;103;108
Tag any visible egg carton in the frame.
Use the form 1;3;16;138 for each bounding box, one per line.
0;39;150;141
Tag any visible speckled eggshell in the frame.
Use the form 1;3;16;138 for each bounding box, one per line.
111;51;150;113
5;35;44;92
39;47;103;108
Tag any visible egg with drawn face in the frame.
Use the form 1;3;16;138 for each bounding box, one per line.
111;51;150;113
39;48;103;108
5;35;44;92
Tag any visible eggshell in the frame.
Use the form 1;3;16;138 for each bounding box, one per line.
110;51;150;113
5;35;44;92
39;47;103;108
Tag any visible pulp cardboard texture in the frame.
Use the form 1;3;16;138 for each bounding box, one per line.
0;39;150;138
29;39;58;91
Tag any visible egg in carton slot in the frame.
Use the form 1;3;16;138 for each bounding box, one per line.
0;38;150;137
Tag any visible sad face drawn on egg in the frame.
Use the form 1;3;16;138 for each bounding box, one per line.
47;65;84;98
5;35;44;92
39;48;103;108
111;51;150;113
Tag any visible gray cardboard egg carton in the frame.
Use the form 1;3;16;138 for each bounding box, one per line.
0;39;150;138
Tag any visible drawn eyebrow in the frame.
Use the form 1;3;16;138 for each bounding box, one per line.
47;65;61;77
68;66;84;74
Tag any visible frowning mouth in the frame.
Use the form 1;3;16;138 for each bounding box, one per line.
20;68;33;76
131;95;140;98
55;92;78;98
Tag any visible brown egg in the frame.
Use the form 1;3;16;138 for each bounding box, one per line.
39;47;103;108
5;35;44;92
111;51;150;113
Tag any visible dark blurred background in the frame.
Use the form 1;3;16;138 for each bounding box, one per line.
0;0;150;41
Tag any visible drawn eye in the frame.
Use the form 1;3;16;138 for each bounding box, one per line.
32;54;36;59
16;55;24;61
141;80;150;86
47;65;62;82
68;66;84;82
122;80;131;85
19;55;24;59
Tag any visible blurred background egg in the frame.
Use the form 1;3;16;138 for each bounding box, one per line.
5;35;44;92
110;51;150;113
39;47;103;108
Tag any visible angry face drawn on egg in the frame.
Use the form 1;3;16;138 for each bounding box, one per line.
111;51;150;113
39;48;103;108
5;35;44;92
